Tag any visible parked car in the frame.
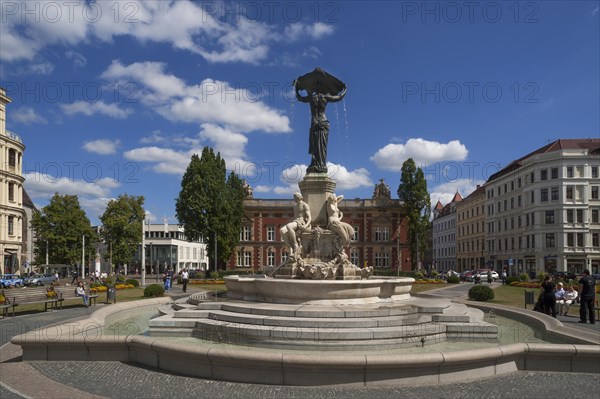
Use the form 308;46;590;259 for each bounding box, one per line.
23;274;57;286
0;274;24;288
460;270;474;282
475;270;499;282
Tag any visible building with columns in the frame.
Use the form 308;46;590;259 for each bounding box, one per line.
0;88;26;275
229;179;411;272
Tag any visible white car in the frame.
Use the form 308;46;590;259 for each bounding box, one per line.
475;270;499;281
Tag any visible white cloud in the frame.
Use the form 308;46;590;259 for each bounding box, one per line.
429;178;484;208
79;197;112;221
254;185;272;193
82;139;121;155
284;22;335;41
11;107;47;125
273;162;373;196
26;61;54;75
101;60;290;133
140;130;167;144
371;138;469;171
2;1;334;64
593;6;599;17
199;123;248;166
61;101;133;119
123;146;194;175
24;172;112;198
65;51;87;67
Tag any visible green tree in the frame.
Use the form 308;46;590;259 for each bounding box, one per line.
99;194;145;269
175;147;245;270
31;194;96;266
397;158;431;270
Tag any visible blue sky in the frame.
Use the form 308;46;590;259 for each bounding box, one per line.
1;0;599;224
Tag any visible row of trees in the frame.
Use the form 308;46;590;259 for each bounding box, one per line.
31;149;430;272
32;194;145;268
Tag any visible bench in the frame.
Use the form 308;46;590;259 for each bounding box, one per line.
0;287;62;317
54;286;99;308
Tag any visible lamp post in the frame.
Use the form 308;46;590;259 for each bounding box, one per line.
45;239;49;265
141;217;146;286
81;235;85;279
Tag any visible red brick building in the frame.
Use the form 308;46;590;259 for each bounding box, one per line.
227;179;412;272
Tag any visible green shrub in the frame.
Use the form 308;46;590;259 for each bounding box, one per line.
415;271;425;280
143;284;165;298
103;277;114;286
468;285;495;301
447;275;460;284
431;270;439;278
125;279;139;287
210;271;220;279
519;273;529;282
116;275;126;283
506;276;520;285
537;272;546;282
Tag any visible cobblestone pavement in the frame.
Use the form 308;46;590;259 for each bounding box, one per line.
24;362;600;399
1;282;599;398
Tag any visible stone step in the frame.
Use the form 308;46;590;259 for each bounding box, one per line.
215;302;416;319
193;318;446;342
194;309;429;328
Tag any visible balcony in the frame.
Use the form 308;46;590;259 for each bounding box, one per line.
6;130;22;143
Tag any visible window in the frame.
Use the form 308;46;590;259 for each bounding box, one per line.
8;216;14;235
567;166;573;178
8;149;16;168
374;252;389;268
576;209;583;223
503;199;507;211
8;183;14;202
577;233;584;247
551;187;559;201
593;232;599;248
351;251;359;266
375;227;389;242
540;188;548;202
266;225;275;241
237;251;251;267
240;226;251;241
566;186;573;200
282;251;289;263
567;233;574;247
545;233;555;248
592;209;599;223
267;251;275;267
193;248;197;260
530;191;534;203
540;169;548;180
592;166;599;179
551;168;558;179
545;210;555;224
518;215;522;228
352;226;359;241
567;209;574;223
518;195;522;207
518;178;522;188
530;172;534;183
592;186;599;200
510;197;514;209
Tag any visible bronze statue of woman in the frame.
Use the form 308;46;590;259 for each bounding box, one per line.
294;68;347;174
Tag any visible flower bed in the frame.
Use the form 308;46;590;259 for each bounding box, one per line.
190;279;225;284
413;279;446;285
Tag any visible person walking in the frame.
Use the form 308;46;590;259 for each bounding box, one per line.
541;275;557;318
578;269;596;324
181;269;189;293
501;269;507;285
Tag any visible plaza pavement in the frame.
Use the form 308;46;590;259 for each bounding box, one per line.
1;281;598;399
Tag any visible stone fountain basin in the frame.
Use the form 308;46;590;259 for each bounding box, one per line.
224;276;415;304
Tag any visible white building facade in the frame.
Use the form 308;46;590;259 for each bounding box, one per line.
432;193;462;272
486;139;600;276
0;88;26;275
137;223;209;274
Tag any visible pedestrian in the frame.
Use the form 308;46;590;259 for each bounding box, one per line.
578;269;596;324
163;269;172;292
541;275;557;318
71;270;78;284
487;270;493;284
501;269;507;285
181;268;189;293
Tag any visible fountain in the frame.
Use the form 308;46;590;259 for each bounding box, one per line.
11;68;600;386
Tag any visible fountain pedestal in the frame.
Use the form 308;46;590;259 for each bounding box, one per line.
298;172;335;227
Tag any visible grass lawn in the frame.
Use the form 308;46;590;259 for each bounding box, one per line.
410;283;448;294
490;285;538;309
